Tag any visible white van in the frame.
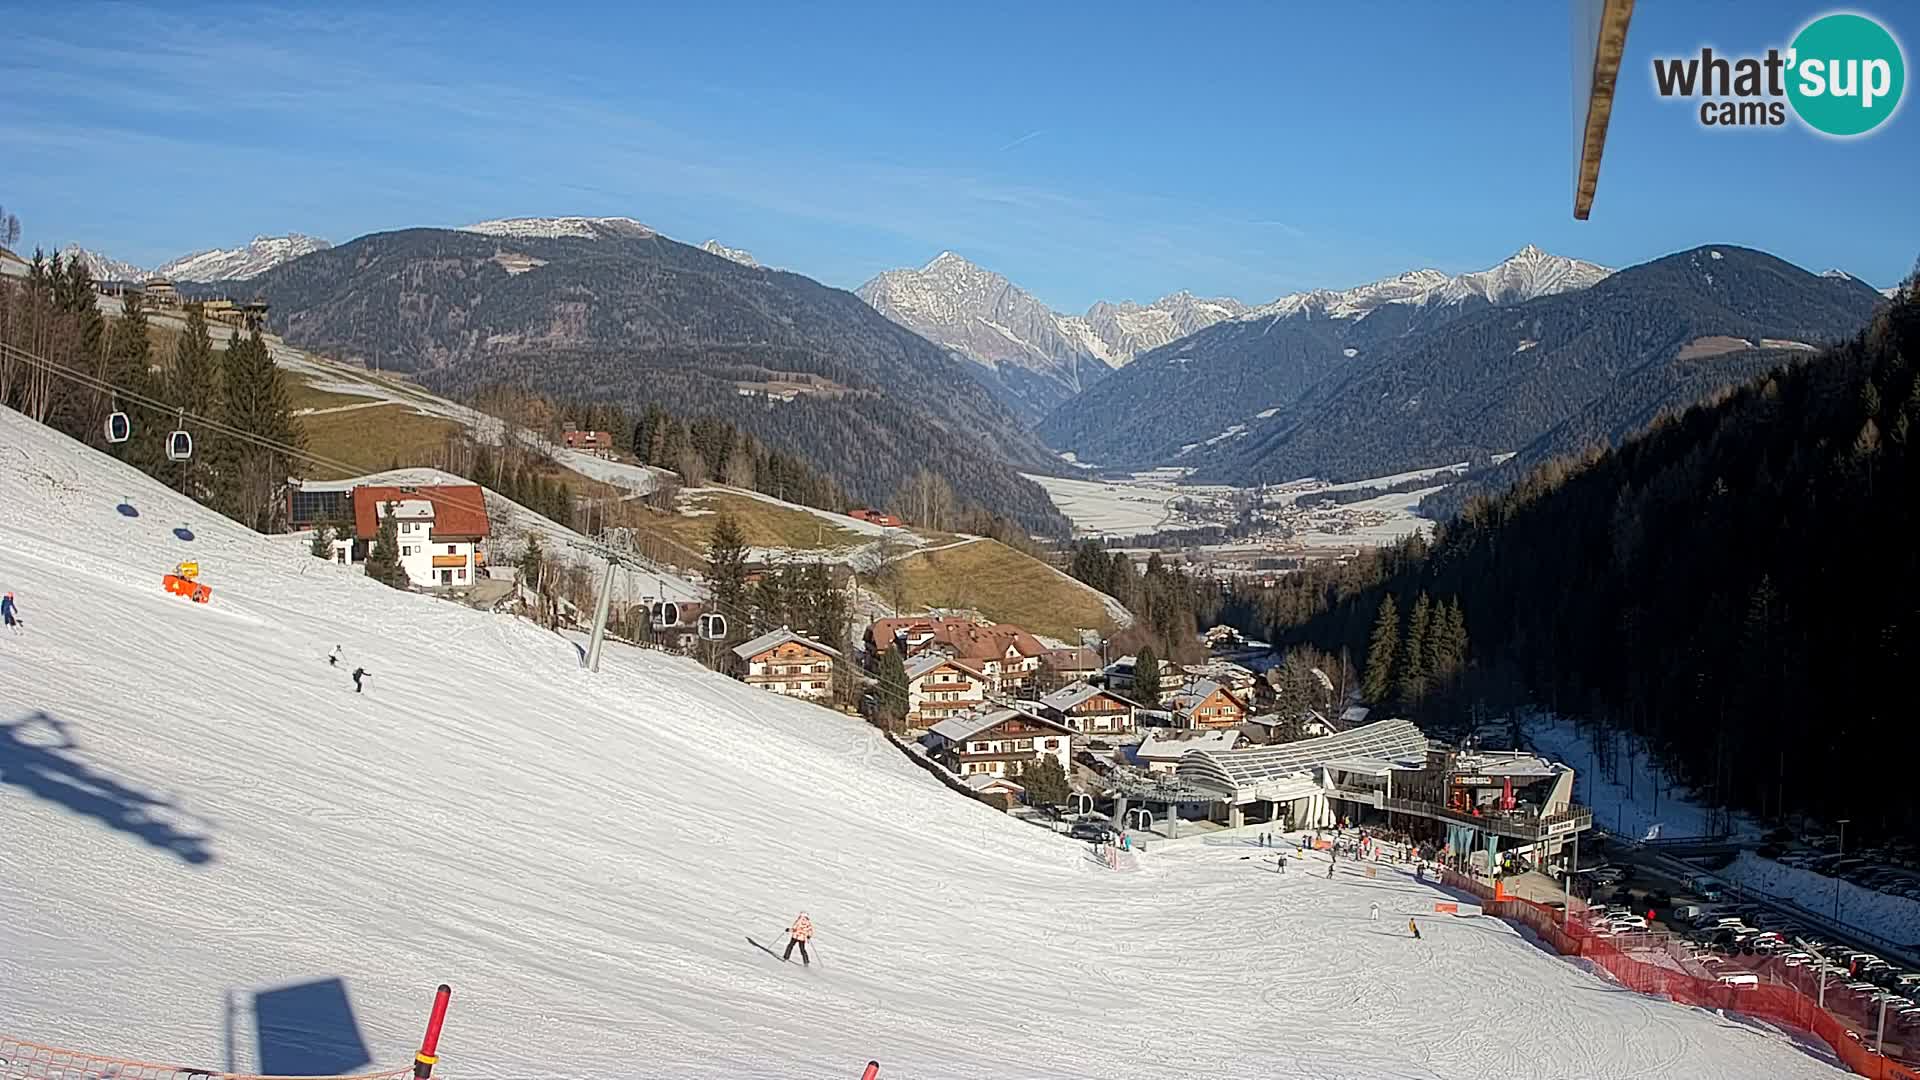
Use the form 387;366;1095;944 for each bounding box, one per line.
1718;974;1759;989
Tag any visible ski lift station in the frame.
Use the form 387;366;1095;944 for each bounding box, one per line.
1108;718;1593;862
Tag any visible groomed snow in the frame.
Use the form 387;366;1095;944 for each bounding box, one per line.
0;408;1846;1080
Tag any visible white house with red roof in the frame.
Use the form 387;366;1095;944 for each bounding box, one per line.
349;483;492;589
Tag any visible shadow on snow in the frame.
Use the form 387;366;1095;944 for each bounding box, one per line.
0;710;214;865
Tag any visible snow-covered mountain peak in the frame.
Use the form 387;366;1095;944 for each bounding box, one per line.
700;239;759;268
156;233;332;282
459;216;655;241
1243;248;1609;323
57;245;146;283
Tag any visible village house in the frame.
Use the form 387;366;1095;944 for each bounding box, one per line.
1203;624;1245;650
847;507;903;528
1044;645;1104;686
1101;654;1177;702
1240;708;1333;747
731;626;841;701
0;246;29;281
961;773;1025;809
144;276;179;307
865;616;1049;695
922;706;1075;781
1131;728;1243;774
904;653;990;728
1037;682;1141;740
562;427;616;458
1167;679;1250;731
348;483;491;589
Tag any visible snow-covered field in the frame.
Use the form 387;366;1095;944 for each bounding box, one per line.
1020;473;1180;536
1720;852;1920;949
0;409;1845;1080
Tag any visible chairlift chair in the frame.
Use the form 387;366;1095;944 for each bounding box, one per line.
166;428;193;461
650;600;680;630
697;611;727;641
104;411;131;444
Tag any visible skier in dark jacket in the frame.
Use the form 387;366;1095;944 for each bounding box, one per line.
2;591;18;633
352;667;370;693
328;645;341;667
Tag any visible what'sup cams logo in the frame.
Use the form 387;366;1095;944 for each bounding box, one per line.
1652;11;1905;136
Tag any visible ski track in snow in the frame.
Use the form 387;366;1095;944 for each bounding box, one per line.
0;408;1847;1080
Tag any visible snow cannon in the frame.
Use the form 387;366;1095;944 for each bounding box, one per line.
163;562;212;603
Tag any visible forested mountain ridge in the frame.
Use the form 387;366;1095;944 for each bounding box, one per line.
224;227;1072;535
1037;246;1606;468
1251;274;1920;831
1191;245;1886;485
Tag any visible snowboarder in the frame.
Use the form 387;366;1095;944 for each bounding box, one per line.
1409;918;1422;940
351;667;370;693
783;912;814;965
1;591;17;633
1369;902;1380;922
328;645;341;667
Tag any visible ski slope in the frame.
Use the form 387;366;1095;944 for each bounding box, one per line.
0;408;1846;1080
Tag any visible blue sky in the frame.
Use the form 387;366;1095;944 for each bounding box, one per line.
4;2;1914;310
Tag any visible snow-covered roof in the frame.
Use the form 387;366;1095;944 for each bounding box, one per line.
731;626;842;661
928;707;1069;744
1340;706;1372;726
1038;682;1138;712
1177;719;1430;795
1135;729;1241;763
963;773;1023;793
904;652;986;682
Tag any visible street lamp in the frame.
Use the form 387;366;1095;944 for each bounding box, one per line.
1835;818;1850;922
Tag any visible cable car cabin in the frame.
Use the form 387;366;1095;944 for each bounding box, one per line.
698;612;727;640
104;411;131;444
650;601;680;630
166;429;193;461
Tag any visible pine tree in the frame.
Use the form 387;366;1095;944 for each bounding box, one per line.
751;565;788;634
1132;644;1162;705
1397;592;1432;704
1018;754;1072;808
164;305;223;502
707;512;750;643
310;522;334;558
1362;594;1400;703
877;645;909;729
219;329;303;532
363;501;410;590
105;291;153;464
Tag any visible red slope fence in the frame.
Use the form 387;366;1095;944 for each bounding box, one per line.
1440;869;1920;1080
1;985;452;1080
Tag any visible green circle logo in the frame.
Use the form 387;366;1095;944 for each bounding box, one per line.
1787;13;1905;136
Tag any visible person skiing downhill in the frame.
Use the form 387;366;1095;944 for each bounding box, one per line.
329;645;341;667
351;667;370;693
1;591;17;633
1409;918;1422;940
783;912;814;965
1369;902;1380;922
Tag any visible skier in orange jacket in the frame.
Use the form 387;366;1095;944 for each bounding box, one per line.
783;913;814;965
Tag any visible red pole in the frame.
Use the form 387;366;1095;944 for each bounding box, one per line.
860;1062;879;1080
414;984;452;1079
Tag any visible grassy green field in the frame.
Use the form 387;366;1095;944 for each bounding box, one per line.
887;539;1114;641
298;402;465;479
642;490;874;552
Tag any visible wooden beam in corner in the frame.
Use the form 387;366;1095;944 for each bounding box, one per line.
1574;0;1636;221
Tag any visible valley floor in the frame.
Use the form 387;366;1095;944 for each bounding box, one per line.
0;408;1846;1080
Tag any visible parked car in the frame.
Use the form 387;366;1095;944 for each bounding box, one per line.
1068;820;1113;843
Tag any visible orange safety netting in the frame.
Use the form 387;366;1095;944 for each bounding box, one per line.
1434;866;1920;1080
0;1037;420;1080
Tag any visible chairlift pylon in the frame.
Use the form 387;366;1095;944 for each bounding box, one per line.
105;410;131;444
698;611;727;641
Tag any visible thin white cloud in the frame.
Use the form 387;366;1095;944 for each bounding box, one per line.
996;129;1047;152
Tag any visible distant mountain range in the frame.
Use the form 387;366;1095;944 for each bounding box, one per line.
1037;246;1612;467
59;235;331;284
233;220;1071;535
857;252;1245;422
1177;245;1885;491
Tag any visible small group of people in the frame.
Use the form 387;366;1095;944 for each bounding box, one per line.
328;645;371;693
